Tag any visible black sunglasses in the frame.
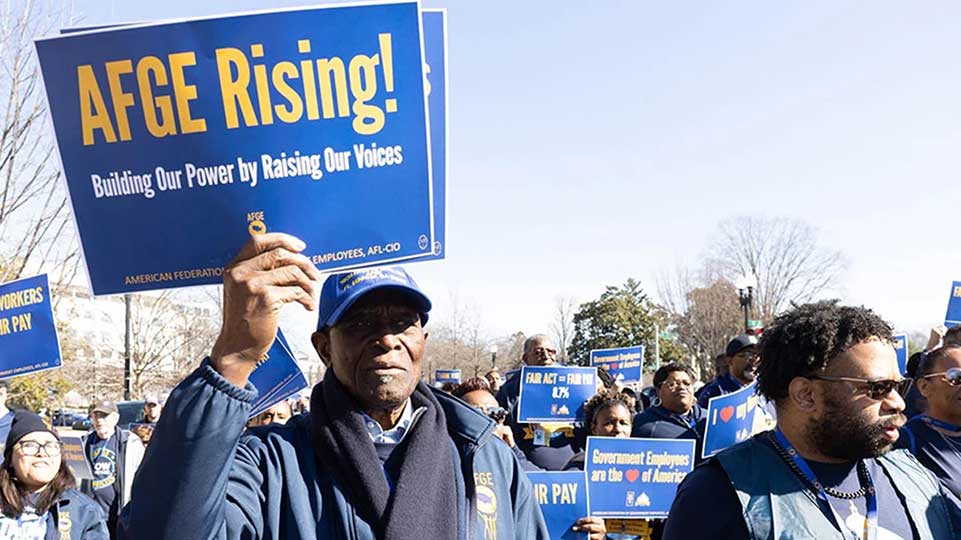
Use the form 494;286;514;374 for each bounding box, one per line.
808;375;913;400
920;367;961;387
473;406;508;423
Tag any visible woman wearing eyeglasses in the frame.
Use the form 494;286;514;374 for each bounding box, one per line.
0;411;108;540
901;344;961;497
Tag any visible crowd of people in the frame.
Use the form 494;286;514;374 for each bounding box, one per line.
0;232;960;539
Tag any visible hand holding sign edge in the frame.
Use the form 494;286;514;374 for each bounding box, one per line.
210;232;322;387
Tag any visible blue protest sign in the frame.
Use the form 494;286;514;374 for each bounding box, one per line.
590;346;643;383
248;329;307;419
516;366;597;423
893;334;909;375
38;2;434;295
419;9;446;261
527;471;588;540
585;437;695;518
0;274;61;379
433;369;461;385
946;281;961;328
701;382;758;459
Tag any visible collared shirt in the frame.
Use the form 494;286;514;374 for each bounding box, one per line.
361;399;426;446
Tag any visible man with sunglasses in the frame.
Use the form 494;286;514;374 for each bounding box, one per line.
664;300;961;540
696;334;759;409
901;344;961;497
119;233;548;540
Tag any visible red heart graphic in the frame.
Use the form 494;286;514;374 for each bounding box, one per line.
720;406;735;423
626;469;640;483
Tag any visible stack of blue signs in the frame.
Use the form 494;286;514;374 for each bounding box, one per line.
248;329;309;419
39;2;449;296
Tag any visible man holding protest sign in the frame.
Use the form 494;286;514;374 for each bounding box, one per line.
664;300;961;539
495;335;579;470
119;233;548;540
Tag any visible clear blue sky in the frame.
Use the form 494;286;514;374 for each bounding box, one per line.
69;1;961;347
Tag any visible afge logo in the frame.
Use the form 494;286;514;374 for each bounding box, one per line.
474;472;498;540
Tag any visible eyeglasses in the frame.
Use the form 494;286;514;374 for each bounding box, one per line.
808;375;913;400
531;347;557;356
17;440;62;457
920;367;961;387
473;406;508;423
659;379;693;390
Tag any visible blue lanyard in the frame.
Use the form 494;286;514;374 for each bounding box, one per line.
773;429;877;540
919;414;961;433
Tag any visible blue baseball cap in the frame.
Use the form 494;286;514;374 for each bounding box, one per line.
317;267;431;330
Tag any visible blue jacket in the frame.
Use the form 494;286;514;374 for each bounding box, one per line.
44;488;109;540
631;405;707;463
118;360;548;540
695;374;743;409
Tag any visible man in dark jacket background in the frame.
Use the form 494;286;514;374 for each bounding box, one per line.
119;233;548;540
695;334;759;409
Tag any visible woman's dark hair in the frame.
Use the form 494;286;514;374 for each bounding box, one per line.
652;363;694;388
451;377;492;399
917;344;961;379
757;300;894;401
583;389;635;434
905;351;925;379
0;431;76;518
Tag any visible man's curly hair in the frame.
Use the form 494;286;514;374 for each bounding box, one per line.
757;300;894;401
583;389;635;432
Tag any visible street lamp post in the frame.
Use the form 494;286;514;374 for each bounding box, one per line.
735;274;757;334
489;344;498;369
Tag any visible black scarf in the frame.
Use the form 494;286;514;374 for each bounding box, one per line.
311;372;458;540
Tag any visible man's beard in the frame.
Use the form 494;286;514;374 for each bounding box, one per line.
809;390;904;460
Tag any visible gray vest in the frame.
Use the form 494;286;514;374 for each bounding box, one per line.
717;436;956;540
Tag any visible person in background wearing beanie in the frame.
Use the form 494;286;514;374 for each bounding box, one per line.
0;380;14;459
1;410;108;539
81;400;143;539
119;233;548;540
696;334;759;409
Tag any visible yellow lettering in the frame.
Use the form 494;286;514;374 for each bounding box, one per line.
77;65;117;145
348;54;384;134
168;52;206;134
216;48;258;129
316;58;349;119
272;62;303;123
105;60;134;141
136;56;177;138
